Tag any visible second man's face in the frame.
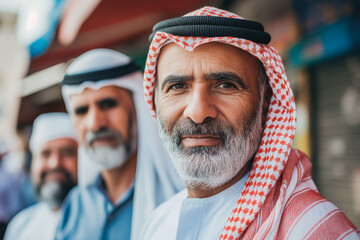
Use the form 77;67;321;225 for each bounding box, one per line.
69;86;135;151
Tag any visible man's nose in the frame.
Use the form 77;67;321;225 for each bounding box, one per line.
183;87;217;123
86;107;108;132
47;153;61;169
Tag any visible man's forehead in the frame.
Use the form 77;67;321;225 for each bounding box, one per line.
157;42;261;78
160;41;256;57
37;138;78;152
69;85;133;102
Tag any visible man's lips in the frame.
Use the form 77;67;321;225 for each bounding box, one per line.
181;135;222;147
90;137;116;147
43;172;67;182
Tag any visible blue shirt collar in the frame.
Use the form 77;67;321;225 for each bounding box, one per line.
95;174;135;206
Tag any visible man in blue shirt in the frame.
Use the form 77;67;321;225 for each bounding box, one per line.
56;48;184;240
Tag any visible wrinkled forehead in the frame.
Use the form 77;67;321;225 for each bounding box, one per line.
34;138;78;155
70;85;132;98
159;41;261;66
68;85;134;107
155;41;263;83
62;69;144;114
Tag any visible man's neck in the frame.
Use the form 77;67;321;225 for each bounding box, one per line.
101;150;137;204
187;160;252;199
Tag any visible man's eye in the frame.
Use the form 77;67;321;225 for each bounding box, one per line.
99;99;118;110
41;151;50;159
60;148;76;157
74;106;88;115
168;83;185;90
217;82;238;89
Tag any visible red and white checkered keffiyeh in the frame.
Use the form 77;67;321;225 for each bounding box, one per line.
144;6;296;239
144;6;360;240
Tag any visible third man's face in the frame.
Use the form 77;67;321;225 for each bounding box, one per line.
32;138;78;208
156;42;267;189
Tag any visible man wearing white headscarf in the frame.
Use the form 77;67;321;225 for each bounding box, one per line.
5;113;78;240
140;6;360;240
55;48;184;240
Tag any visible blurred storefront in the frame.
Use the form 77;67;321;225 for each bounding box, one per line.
290;0;360;227
0;12;36;238
17;0;209;129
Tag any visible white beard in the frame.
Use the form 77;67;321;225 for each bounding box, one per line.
81;125;137;171
80;144;128;170
40;181;65;209
158;100;264;190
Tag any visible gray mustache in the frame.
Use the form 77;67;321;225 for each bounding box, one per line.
172;119;236;146
40;168;72;182
85;129;123;146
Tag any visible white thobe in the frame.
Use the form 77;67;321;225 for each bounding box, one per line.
140;171;249;240
4;202;61;240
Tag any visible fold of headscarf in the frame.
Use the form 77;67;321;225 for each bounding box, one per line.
144;6;296;239
242;149;359;239
30;112;77;152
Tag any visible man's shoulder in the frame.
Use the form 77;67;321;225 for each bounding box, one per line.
140;189;187;239
8;202;42;223
62;185;96;204
153;188;187;215
55;186;91;240
66;185;88;198
4;203;43;240
57;184;100;229
60;185;90;218
280;186;360;239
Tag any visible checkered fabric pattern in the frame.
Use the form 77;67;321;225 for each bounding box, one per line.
143;6;296;240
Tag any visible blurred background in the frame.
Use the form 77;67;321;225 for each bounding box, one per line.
0;0;359;236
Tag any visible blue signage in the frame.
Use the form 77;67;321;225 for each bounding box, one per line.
289;17;360;67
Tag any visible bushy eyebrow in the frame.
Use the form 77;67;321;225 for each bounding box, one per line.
74;105;89;115
73;97;118;115
160;72;247;90
97;98;118;108
206;72;247;89
160;75;193;91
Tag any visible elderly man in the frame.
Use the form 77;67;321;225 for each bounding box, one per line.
140;6;360;240
5;113;78;240
55;48;183;240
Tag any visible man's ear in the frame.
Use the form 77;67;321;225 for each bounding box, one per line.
262;84;272;125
